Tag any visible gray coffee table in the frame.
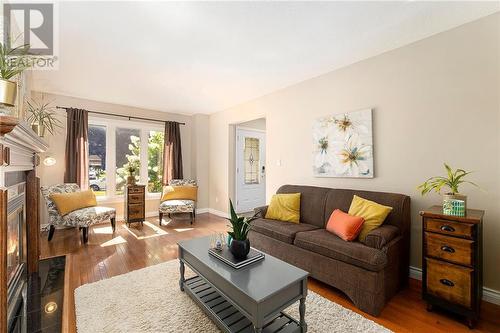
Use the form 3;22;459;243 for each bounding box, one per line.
178;236;308;333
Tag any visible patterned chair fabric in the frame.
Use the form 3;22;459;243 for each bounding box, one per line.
40;184;116;228
159;179;197;214
159;200;195;214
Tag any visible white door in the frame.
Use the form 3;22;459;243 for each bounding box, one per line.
235;128;266;213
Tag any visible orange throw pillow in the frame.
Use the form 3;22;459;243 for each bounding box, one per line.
326;209;365;241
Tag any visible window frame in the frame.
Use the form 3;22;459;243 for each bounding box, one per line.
89;116;164;202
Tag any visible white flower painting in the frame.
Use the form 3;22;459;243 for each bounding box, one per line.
313;109;373;178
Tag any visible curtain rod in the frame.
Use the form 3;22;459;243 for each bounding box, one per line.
56;106;186;125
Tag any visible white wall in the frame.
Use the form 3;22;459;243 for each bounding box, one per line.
208;14;500;291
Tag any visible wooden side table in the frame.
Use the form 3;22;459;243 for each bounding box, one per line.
420;205;484;328
125;184;146;227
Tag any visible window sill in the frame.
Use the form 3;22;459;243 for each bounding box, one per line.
95;193;161;205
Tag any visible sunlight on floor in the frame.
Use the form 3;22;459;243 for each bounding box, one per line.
93;226;114;234
124;221;169;240
100;236;127;247
174;228;194;232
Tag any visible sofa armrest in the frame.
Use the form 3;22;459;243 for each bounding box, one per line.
254;205;268;218
363;225;400;249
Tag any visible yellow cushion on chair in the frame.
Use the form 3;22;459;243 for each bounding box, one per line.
161;186;198;202
265;193;301;223
49;190;97;216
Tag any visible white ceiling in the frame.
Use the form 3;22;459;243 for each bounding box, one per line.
32;1;499;114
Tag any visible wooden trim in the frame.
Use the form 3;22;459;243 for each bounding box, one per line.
420;205;484;224
0;190;7;333
26;171;40;273
62;254;72;333
0;116;19;136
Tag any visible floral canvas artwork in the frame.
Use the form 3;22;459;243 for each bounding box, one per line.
313;109;373;178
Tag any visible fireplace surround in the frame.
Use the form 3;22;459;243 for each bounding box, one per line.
1;116;48;332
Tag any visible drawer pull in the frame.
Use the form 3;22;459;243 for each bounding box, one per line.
440;225;455;232
440;245;455;253
440;279;455;287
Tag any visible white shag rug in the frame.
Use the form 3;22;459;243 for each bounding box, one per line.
75;260;391;333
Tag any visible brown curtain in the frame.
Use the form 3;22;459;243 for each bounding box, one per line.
162;121;183;185
64;108;89;189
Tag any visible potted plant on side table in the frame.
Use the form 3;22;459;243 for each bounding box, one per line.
226;199;257;260
126;164;138;185
417;163;479;215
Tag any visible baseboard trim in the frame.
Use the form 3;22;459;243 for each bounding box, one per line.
196;208;209;214
409;266;500;305
207;208;229;218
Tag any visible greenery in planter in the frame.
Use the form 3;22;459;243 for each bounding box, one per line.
126;164;138;177
226;199;257;241
26;98;62;136
417;163;478;195
0;41;31;80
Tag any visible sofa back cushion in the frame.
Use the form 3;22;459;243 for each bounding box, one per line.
277;185;330;227
324;189;410;235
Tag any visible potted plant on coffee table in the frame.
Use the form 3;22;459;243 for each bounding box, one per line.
226;199;258;260
26;98;62;137
417;163;479;211
0;41;31;107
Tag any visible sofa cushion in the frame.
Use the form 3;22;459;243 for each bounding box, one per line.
348;195;393;242
294;229;387;271
277;185;331;227
323;188;410;235
363;225;400;249
265;193;301;223
251;218;319;244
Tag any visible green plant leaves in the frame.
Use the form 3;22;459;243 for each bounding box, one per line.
417;163;479;196
226;199;255;241
0;41;32;80
25;98;62;135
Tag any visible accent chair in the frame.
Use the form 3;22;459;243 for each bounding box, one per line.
159;179;198;225
40;183;116;244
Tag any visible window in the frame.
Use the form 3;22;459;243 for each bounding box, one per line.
148;131;164;193
115;128;141;195
244;137;260;184
88;125;107;196
87;118;165;199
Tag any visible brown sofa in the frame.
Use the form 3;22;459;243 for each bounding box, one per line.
249;185;411;316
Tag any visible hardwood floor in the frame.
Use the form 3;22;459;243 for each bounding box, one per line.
40;213;500;333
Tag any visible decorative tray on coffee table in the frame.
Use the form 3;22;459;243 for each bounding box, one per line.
208;247;265;269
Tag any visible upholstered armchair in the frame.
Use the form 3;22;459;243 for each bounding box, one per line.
40;184;116;244
159;179;198;225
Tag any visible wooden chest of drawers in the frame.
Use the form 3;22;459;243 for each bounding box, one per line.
420;206;484;328
125;185;145;226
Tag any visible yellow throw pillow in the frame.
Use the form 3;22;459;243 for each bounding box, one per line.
161;186;198;202
348;195;393;242
265;193;301;223
49;190;97;216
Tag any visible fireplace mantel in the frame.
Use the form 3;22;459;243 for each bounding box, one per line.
1;115;48;332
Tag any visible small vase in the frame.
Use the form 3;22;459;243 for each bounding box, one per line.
127;175;136;185
443;193;467;209
31;123;46;137
229;239;250;260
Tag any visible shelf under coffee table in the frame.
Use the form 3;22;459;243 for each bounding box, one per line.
178;236;308;333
